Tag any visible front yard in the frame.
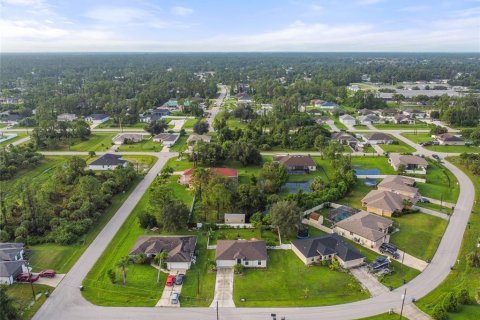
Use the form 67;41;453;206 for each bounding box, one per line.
380;136;416;153
233;250;369;307
416;160;459;203
402;133;480;153
56;133;116;151
7;283;52;320
117;137;162;152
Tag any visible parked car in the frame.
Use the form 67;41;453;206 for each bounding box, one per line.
375;268;392;277
369;256;390;272
379;243;397;252
432;141;440;146
175;273;185;285
166;274;176;287
16;273;39;283
171;292;180;304
432;154;440;160
39;269;56;278
418;197;430;203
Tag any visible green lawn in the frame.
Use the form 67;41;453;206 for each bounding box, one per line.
333;116;348;130
390;213;447;261
7;283;52;320
380;138;416;154
227;118;248;130
338;180;376;209
233;250;369;307
416;201;453;215
82;176;196;306
169;134;188;152
402;133;480;153
416;160;459;203
374;122;432;130
183;118;198;129
117;155;157;173
357;313;407;320
0;131;28;147
416;157;480;319
96;119;146;129
117;137;162;152
351;156;397;175
60;133;116;152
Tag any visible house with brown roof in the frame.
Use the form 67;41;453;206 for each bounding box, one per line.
363;132;394;145
152;133;180;147
435;133;465;146
215;240;268;268
129;236;197;270
273;155;316;173
389;153;428;174
377;175;419;199
333;211;393;248
361;190;406;217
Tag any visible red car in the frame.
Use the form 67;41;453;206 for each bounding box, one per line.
166;274;176;287
39;269;56;278
16;273;39;283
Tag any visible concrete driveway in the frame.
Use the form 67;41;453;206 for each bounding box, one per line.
210;267;235;308
35;274;65;288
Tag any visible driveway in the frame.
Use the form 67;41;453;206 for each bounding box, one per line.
350;267;389;297
210;267;235;308
156;271;185;308
325;120;339;132
35;274;65;288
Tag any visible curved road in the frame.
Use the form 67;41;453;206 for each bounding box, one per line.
33;127;475;319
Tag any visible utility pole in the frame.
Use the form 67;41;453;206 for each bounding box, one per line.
399;287;407;319
197;270;200;295
27;261;36;301
216;300;219;320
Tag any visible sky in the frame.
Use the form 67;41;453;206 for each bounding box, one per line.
0;0;479;52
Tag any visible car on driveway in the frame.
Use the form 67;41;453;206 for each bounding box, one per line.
16;273;39;282
379;243;400;259
166;274;176;286
369;256;390;272
171;292;180;304
418;197;430;203
175;273;185;285
39;269;56;278
432;154;440;160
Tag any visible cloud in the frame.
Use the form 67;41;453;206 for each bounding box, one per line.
171;6;193;16
355;0;384;5
84;5;168;28
400;5;429;12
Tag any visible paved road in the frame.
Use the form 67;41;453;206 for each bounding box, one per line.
33;127;475;319
207;84;227;132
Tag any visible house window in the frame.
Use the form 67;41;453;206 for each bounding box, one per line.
258;260;262;265
350;232;354;236
236;259;241;264
245;261;249;266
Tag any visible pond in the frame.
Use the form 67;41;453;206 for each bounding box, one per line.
354;168;381;176
283;180;313;194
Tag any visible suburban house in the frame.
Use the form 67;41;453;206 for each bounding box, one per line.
403;109;426;119
377;175;419;199
435;133;465;146
2;114;24;126
358;108;375;116
319;101;338;109
357;114;384;125
88;154;128;170
224;213;246;224
112;133;145;145
179;168;238;186
394;115;415;124
363;132;394;145
85;113;110;124
339;114;356;126
0;243;28;285
273;155;316;173
257;104;273;115
361;190;405;217
291;234;365;269
152;133;180;147
215;240;268;268
129;236;197;270
163;99;179;109
237;92;252;103
333;211;393;248
57;113;77;122
139;108;170;122
331;132;358;146
389;153;428;174
187;134;212;145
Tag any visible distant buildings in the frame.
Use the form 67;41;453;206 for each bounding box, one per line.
339;114;356;126
112;133;145;145
152;133;180;147
57;113;77;122
88;154;128;170
86;114;110;124
363;132;394;145
435;133;465;146
273;155;316;173
0;243;28;285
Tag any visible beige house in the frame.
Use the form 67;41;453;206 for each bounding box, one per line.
224;213;246;224
334;211;393;248
273;155;316;172
377;175;419;199
361;190;405;217
291;234;365;269
435;133;465;146
215;240;268;268
187;134;212;145
152;133;179;146
112;133;145;145
389;153;428;174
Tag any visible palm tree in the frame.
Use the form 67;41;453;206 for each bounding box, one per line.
155;251;169;283
116;256;131;285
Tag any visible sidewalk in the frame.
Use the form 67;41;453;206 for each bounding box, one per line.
372;144;385;155
415;206;449;221
350;267;389;297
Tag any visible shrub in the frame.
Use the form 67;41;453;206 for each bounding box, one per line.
134;253;149;264
432;304;448;320
456;288;473;305
443;292;459;312
138;212;157;229
107;269;116;284
234;263;245;274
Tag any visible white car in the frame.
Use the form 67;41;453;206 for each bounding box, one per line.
171;292;180;304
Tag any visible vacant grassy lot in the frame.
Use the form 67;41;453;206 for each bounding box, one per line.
390;213;447;261
374;122;432;130
96;119;145;129
233;250;368;307
351;156;397;175
402;133;480;153
380;138;416;153
121;155;157;173
8;283;52;320
28;176;143;273
169;134;188;152
117;137;162;152
60;133;116;152
416;157;480;319
183;118;198;129
416;160;459;203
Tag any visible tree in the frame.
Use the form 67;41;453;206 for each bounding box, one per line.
314;135;329;159
392;93;405;106
0;285;20;320
155;251;169;283
431;304;448;320
88;151;96;158
138;212;157;229
270;200;302;241
107;269;116;284
234;184;266;215
144;120;168;136
443;292;459;312
193;120;209;134
228;141;261;166
116;256;132;285
158;200;189;231
259;161;288;194
430;125;448;136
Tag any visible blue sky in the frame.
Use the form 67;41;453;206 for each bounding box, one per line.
1;0;479;52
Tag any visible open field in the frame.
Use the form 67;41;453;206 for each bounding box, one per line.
416;157;480;319
7;283;52;320
96;120;145;129
117;137;162;152
52;133;116;152
233;250;369;307
182;118;198;129
373;122;432;130
417;160;459;203
391;213;447;261
402;133;480;153
380;137;416;153
169;134;188;152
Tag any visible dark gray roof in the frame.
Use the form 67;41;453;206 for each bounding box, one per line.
153;133;179;142
0;242;24;250
274;155;316;167
0;248;23;262
88;113;109;120
291;234;364;262
130;236;197;263
0;260;24;277
90;154;127;166
365;132;393;141
216;240;268;261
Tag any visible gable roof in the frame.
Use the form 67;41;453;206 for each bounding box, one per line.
216;240;268;261
364;132;393;141
335;211;393;242
378;176;418;196
389;153;428;167
88;113;109;120
380;175;415;186
274;155;316;167
361;190;405;213
0;243;24;250
436;133;464;142
153;133;179;142
292;234;364;262
0;260;24;277
340;114;355;121
129;236;197;263
0;248;23;262
90;154;127;167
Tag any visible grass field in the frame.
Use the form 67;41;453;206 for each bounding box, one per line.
0;131;28;147
416;160;459;203
357;313;407;320
96;119;145;129
8;283;52;320
28;176;143;273
380;137;416;153
117;137;162;152
121;155;157;173
390;213;447;261
416;201;453;215
59;133;116;152
402;133;480;153
233;250;369;307
183;118;198;129
373;122;432;130
351;156;397;175
169;134;188;152
338;180;376;209
416;157;480;319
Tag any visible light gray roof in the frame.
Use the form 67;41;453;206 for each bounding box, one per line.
0;248;23;262
216;240;268;261
364;132;393;141
335;211;393;242
389;153;428;167
362;190;405;213
378;176;419;197
153;133;179;142
0;243;24;250
0;260;24;277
